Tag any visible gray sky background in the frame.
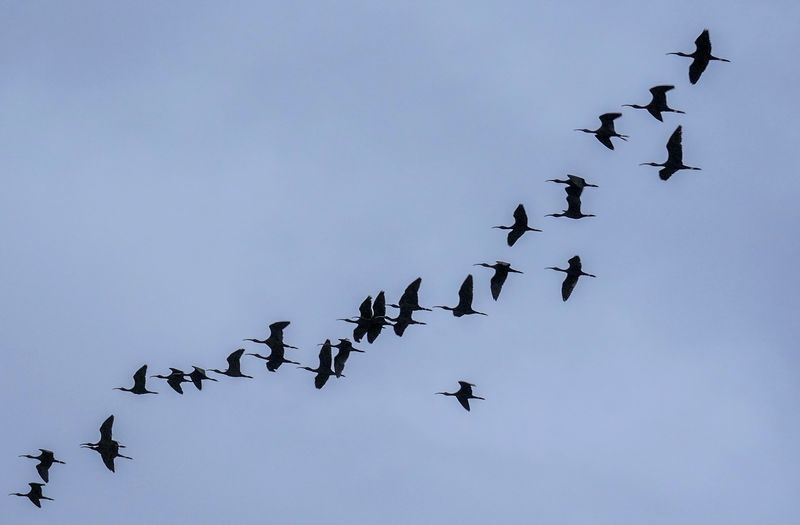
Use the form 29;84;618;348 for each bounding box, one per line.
2;2;799;524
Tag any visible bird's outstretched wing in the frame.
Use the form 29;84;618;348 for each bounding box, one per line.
666;125;684;165
490;270;508;301
358;296;373;319
132;365;148;389
99;415;114;442
101;452;116;473
694;29;711;55
595;134;614;150
399;278;422;307
318;340;333;371
561;274;579;302
599;112;622;127
689;57;709;85
507;229;523;247
457;275;475;309
512;204;527;226
226;349;245;373
268;321;291;340
36;463;49;483
457;396;471;412
314;373;330;390
372;291;386;318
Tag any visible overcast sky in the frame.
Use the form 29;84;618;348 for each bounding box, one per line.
2;2;799;524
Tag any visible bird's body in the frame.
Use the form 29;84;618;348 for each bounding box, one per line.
640;125;701;181
114;364;158;395
623;85;685;122
188;366;218;390
547;256;596;301
151;368;191;394
474;261;523;301
493;204;542;246
668;29;730;84
436;381;485;412
19;449;65;483
434;275;487;317
331;339;365;378
299;339;336;389
81;415;132;472
209;349;253;379
9;483;53;508
575;113;628;150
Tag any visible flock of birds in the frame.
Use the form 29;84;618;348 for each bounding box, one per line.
10;29;728;509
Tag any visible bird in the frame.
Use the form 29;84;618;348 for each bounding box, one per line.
474;261;523;300
668;29;730;85
493;204;542;246
298;339;336;389
244;321;298;351
547;186;595;219
338;296;373;343
366;291;393;343
151;368;191;394
547;256;596;301
546;174;598;190
247;344;299;372
81;415;132;473
388;277;431;312
9;483;53;508
331;338;365;378
187;366;218;390
209;349;253;379
113;364;158;395
434;275;487;317
18;449;65;483
436;381;485;412
639;125;701;181
575;113;628;150
623;85;685;122
387;306;427;337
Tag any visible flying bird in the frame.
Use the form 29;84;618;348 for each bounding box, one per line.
298;339;336;389
338;296;373;343
547;186;595;219
434;275;487;317
151;368;191;394
9;483;53;508
493;204;542;247
668;29;730;85
113;365;158;395
623;85;685;122
474;261;523;301
81;415;132;472
389;277;431;312
547;256;596;301
18;449;65;483
547;174;598;190
244;321;298;350
188;366;218;390
640;125;701;181
436;381;485;412
331;339;365;378
387;306;427;337
340;293;392;343
209;349;253;379
575;113;628;150
247;345;299;372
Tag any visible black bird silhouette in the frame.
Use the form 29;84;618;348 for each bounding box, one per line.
339;296;373;343
9;483;53;508
387;306;427;337
388;277;431;312
640;125;701;181
331;338;365;378
547;256;596;301
114;365;158;395
668;29;730;85
493;204;542;246
434;275;487;317
247;344;300;372
151;368;191;394
575;113;629;150
81;415;131;472
209;349;253;379
623;85;685;122
547;185;595;219
244;321;298;350
436;381;485;412
19;449;65;483
298;339;336;389
546;174;598;190
187;366;218;390
474;261;523;300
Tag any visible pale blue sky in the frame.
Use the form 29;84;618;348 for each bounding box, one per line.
2;2;799;524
